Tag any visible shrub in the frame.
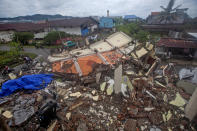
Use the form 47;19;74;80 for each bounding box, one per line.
13;32;34;45
43;31;71;45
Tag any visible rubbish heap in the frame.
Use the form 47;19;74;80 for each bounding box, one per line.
0;32;197;130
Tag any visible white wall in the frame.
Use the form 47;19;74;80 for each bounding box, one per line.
48;27;82;35
0;31;14;42
34;32;49;39
90;24;98;32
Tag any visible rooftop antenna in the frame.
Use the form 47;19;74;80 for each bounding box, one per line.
107;10;109;17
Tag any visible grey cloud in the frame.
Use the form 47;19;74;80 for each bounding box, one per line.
0;0;196;18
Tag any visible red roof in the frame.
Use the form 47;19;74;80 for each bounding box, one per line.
157;38;197;48
151;12;160;16
0;22;46;32
0;17;97;32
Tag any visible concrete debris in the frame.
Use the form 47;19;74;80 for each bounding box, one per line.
2;111;13;119
150;126;161;131
13;106;35;126
96;72;102;84
106;79;114;95
162;111;172;122
145;90;156;100
69;101;84;111
114;64;122;94
163;94;168;102
92;95;99;101
69;92;82;98
47;120;57;131
144;107;155;112
124;119;137;131
77;122;88;131
155;81;166;88
185;89;197;121
121;83;129;97
169;93;186;110
100;82;106;92
66;112;71;120
91;90;96;95
0;32;196;130
8;73;16;80
176;80;197;95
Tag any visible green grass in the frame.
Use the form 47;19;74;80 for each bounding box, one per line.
15;45;60;49
0;43;60;49
0;51;37;69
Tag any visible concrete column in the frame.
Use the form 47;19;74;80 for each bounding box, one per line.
185;89;197;121
114;64;122;94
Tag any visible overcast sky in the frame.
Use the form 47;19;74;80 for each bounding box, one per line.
0;0;196;18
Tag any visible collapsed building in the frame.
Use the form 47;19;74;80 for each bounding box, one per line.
0;32;197;130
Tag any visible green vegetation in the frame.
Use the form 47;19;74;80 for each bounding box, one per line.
116;23;150;43
44;31;72;45
113;17;124;26
13;32;34;45
0;42;37;69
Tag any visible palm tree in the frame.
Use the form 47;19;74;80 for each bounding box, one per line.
158;0;188;24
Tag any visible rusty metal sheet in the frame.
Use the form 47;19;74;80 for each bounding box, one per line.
52;51;122;76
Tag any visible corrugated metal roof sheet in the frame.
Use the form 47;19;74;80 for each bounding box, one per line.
49;32;132;62
0;17;97;32
157;38;197;48
188;33;197;39
124;15;138;19
51;32;133;76
52;51;122;76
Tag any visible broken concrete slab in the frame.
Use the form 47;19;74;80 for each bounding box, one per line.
122;75;134;91
2;111;13;119
114;65;122;94
13;106;34;126
107;79;114;95
185;89;197;121
92;95;99;101
100;82;106;92
176;80;197;95
121;83;129;97
169;93;186;110
8;73;16;80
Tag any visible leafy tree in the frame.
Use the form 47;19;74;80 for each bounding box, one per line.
43;31;71;45
116;23;141;37
134;30;149;43
9;42;21;57
13;32;34;45
117;23;150;43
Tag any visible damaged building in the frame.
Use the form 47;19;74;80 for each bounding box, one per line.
156;38;197;59
0;17;98;42
0;31;197;130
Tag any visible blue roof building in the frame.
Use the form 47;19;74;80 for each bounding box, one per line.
124;15;139;22
99;17;114;28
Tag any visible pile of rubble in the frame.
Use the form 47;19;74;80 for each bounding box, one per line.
0;32;197;130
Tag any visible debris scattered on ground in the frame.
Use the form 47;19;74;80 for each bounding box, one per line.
0;32;196;130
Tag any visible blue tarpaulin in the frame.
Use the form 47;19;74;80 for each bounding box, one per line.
0;74;53;97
